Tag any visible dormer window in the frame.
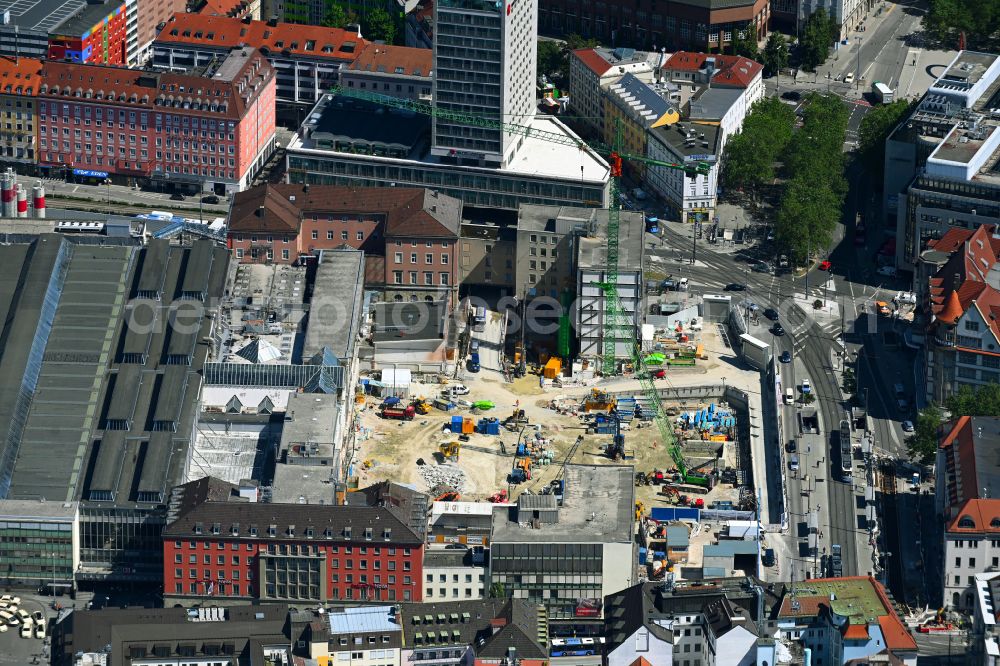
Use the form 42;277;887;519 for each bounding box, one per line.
287;525;295;537
268;524;277;537
959;515;976;529
211;522;221;535
343;526;352;539
383;528;391;540
306;527;315;538
231;523;240;536
364;527;373;541
249;525;259;537
194;522;203;535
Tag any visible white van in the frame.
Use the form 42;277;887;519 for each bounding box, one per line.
785;387;795;405
678;277;689;291
789;454;800;471
844;72;855;84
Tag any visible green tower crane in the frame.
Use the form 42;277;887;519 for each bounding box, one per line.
327;86;710;373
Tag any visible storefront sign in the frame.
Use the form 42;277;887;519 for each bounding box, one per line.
73;169;109;178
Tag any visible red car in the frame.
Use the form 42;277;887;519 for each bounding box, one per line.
652;369;666;379
818;260;832;271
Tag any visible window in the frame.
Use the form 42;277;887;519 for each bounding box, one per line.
424;272;433;285
426;253;434;264
966;320;981;332
441;254;449;264
956;557;962;567
311;230;318;240
393;271;402;285
411;253;418;263
357;231;364;241
440;273;449;285
410;271;418;285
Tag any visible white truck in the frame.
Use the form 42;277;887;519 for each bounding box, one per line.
872;81;894;104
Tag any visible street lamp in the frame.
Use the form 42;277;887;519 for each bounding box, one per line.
104;178;111;222
856;37;863;91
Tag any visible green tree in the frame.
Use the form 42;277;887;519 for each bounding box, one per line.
945;383;1000;416
363;7;397;43
856;99;915;186
321;2;355;28
565;34;601;51
923;0;974;46
906;405;943;465
761;32;790;77
730;26;759;59
537;39;563;82
798;8;839;71
489;582;506;598
721;96;796;196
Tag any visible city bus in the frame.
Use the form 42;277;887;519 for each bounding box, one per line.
550;637;600;657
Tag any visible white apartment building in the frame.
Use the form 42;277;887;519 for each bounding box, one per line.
943;499;1000;611
798;0;871;38
432;0;536;166
568;47;661;138
422;548;487;601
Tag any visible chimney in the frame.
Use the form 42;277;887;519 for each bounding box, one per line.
256;205;265;218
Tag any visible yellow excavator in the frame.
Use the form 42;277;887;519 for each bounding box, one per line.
439;441;461;462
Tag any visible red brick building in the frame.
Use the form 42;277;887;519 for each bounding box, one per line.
540;0;768;53
228;184;461;299
163;478;425;604
36;47;275;194
47;0;128;65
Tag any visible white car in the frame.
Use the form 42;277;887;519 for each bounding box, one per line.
20;621;32;639
801;379;812;394
0;610;14;625
844;72;855;84
0;595;20;605
446;384;470;396
34;623;45;640
30;611;43;624
15;609;29;623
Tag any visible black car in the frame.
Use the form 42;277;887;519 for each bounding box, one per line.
201;194;220;204
771;323;785;336
764;308;780;321
780;350;792;364
725;283;746;291
781;91;802;101
786;440;797;453
169;193;185;201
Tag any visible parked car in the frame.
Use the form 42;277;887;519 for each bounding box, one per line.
20;622;32;638
764;308;780;321
901;420;915;433
818;260;832;271
446;384;470;395
34;622;45;640
801;379;812;394
781;91;802;101
724;283;746;291
0;596;20;606
771;323;785;336
780;351;792;363
201;194;221;204
169;192;185;201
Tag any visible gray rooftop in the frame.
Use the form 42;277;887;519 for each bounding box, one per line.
970;417;1000;500
607;73;677;127
939;51;1000;88
689;87;743;121
304;249;365;362
517;204;601;235
576;210;645;271
0;498;79;520
0;237;228;506
373;300;448;343
491;464;633;544
51;0;122;37
932;123;998;165
650;120;722;158
0;0;94;34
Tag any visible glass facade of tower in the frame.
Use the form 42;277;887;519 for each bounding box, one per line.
433;1;505;159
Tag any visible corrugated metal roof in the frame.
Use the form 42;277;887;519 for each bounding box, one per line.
328;606;401;634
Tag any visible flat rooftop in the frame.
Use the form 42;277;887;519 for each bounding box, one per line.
51;0;120;37
491;464;633;544
0;0;90;33
517;205;597;235
293;94;610;185
651;121;722;158
931;123;999;165
304;249;365;362
0;499;79;519
577;210;645;270
937;51;1000;89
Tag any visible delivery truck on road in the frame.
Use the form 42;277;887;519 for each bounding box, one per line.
872;81;894;104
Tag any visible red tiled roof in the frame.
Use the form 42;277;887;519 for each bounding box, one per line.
573;48;615;76
946;498;1000;534
628;659;654;666
0;57;43;95
663;52;763;88
347;43;432;78
157;13;366;62
843;623;869;640
39;52;272;120
192;0;254;17
228;184;461;238
939;289;964;323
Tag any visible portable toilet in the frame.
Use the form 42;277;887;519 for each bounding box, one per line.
451;416;464;434
462;418;475;434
